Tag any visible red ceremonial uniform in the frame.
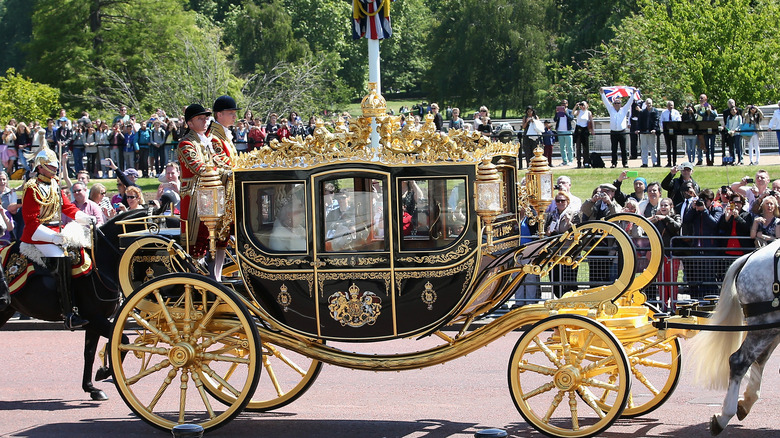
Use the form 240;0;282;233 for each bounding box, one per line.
21;175;81;245
177;127;232;257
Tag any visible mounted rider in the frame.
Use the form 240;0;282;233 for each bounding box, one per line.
20;143;98;330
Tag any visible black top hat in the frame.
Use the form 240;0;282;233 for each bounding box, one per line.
213;95;240;113
184;104;211;123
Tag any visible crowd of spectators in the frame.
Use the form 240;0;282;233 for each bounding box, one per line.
530;164;780;304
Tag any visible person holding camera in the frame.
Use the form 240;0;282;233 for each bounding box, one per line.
682;188;722;298
580;183;621;222
751;194;780;247
572;101;594;168
718;193;753;254
731;169;770;211
661;161;700;207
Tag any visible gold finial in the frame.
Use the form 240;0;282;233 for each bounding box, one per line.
360;82;387;118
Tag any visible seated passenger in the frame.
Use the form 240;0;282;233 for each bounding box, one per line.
268;196;306;251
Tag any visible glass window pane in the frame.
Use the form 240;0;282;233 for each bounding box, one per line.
401;178;467;250
321;177;386;252
247;182;307;252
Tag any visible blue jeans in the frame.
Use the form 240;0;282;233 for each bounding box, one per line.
703;134;716;163
684;136;697;162
72;146;86;172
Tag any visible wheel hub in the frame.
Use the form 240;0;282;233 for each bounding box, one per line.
169;343;197;368
554;365;581;391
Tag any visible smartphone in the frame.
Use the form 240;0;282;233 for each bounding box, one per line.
556;105;565;114
626;171;639;178
101;158;111;166
113;203;121;210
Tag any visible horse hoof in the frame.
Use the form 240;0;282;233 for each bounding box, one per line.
737;403;748;421
90;389;108;401
710;415;724;436
95;366;111;382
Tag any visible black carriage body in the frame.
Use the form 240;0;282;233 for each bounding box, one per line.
234;158;521;341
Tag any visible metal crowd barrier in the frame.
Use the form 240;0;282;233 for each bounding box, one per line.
498;233;756;313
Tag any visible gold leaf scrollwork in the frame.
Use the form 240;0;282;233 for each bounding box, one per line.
242;244;306;267
398;240;472;264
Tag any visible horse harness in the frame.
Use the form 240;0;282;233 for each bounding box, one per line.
654;246;780;332
741;246;780;318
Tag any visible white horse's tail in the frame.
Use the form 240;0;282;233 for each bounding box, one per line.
686;251;750;390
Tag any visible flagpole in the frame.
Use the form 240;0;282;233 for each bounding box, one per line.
368;38;381;152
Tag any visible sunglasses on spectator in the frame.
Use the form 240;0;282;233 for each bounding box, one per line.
100;191;106;195
126;195;137;199
555;199;567;203
73;189;82;193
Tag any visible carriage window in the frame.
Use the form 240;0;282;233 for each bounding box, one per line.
400;178;467;250
247;182;307;252
321;177;386;252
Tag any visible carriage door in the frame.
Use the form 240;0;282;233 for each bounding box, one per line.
311;170;394;340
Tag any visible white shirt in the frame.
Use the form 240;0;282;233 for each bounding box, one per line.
768;108;780;131
659;109;682;131
601;92;635;131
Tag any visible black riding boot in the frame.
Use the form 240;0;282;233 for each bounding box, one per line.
57;256;88;330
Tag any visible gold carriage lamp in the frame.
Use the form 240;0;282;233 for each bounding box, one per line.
476;158;503;248
524;146;553;237
196;168;226;259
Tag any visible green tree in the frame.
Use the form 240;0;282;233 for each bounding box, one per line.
426;0;554;117
223;0;310;75
25;0;222;112
0;0;34;72
0;68;60;124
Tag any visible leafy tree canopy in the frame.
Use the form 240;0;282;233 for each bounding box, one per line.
0;68;61;124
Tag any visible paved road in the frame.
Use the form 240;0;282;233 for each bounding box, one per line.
1;328;779;438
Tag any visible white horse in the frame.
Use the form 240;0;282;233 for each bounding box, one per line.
687;239;780;435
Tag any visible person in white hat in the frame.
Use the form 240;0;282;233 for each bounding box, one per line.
20;143;98;330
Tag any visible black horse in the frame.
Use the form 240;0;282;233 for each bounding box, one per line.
0;209;150;400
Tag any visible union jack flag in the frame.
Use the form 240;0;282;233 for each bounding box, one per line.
352;0;394;40
603;86;641;103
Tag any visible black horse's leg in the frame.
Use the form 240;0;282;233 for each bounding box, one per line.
82;328;108;401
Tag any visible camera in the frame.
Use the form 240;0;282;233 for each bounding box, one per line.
745;178;754;184
554;184;562;190
694;199;705;207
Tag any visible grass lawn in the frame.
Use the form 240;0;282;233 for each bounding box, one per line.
554;164;774;200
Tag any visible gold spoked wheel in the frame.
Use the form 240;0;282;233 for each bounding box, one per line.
508;315;631;438
203;336;322;412
110;273;261;432
599;335;681;418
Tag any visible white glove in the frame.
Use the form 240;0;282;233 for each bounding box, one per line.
75;211;97;226
32;225;64;245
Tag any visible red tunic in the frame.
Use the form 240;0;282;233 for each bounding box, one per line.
21;176;81;245
177;128;232;257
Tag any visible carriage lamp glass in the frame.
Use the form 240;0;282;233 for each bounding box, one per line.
476;158;503;248
197;185;225;217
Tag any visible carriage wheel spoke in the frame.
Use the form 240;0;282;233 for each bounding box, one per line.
543;390;565;423
264;343;308;376
131;312;175;346
147;368;178;411
534;336;564;368
200;325;246;350
191;297;224;340
200;364;243;397
262;353;285;396
574;332;596;367
154;290;181;343
577;387;606;419
126;359;172;385
178;371;189;424
630;366;660;395
521;381;556;401
190;370;217;419
568;391;580;430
